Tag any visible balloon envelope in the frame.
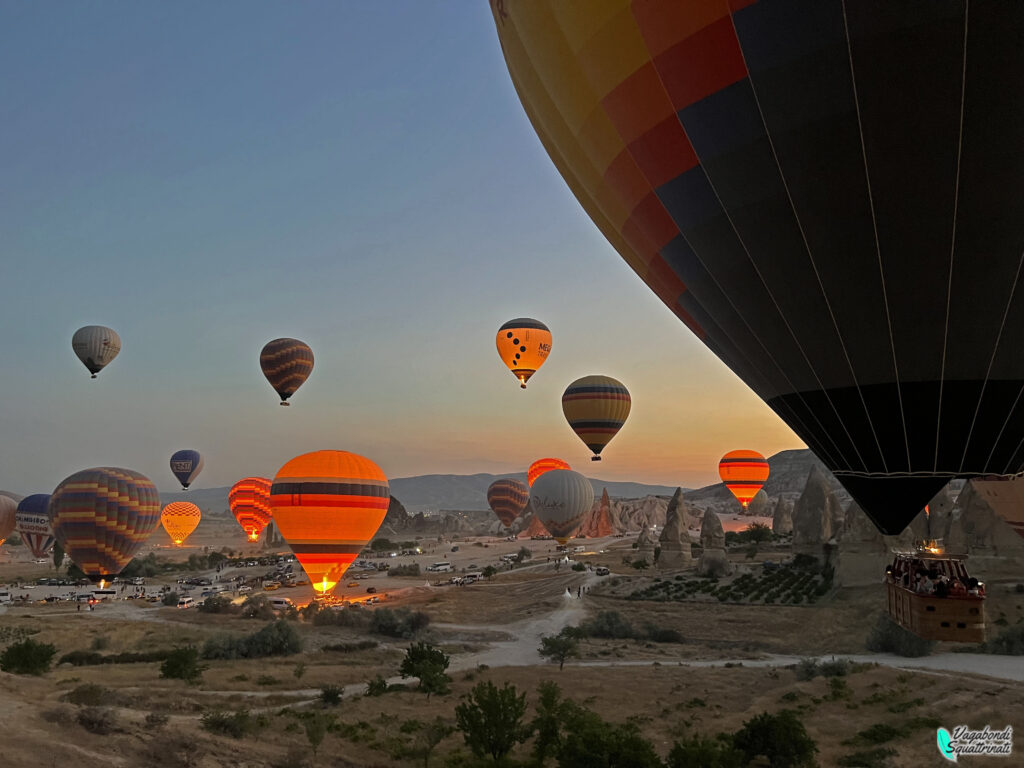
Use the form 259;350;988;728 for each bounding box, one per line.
491;3;1024;535
50;467;161;582
530;469;594;546
718;451;770;510
229;476;273;542
15;494;54;558
260;338;314;405
71;325;121;378
528;458;571;487
0;496;17;546
487;479;530;528
161;502;201;546
496;318;552;388
270;450;389;594
562;375;631;461
170;450;204;489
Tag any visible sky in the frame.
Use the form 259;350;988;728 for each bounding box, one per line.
0;2;803;495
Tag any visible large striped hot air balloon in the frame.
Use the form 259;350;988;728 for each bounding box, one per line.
0;496;18;547
15;494;54;558
496;318;552;389
170;449;204;490
260;338;314;406
562;375;631;461
528;457;571;487
530;469;594;546
229;476;273;542
487;479;530;528
719;451;770;511
72;325;121;378
161;502;201;546
491;3;1024;535
50;467;161;583
270;450;389;595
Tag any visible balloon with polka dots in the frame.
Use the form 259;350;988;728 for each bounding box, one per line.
495;318;552;389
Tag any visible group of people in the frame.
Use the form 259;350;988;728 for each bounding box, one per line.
887;563;984;598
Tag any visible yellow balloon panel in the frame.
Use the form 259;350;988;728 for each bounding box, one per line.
161;502;202;546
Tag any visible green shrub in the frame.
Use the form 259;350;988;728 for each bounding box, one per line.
63;684;110;706
161;592;179;606
837;748;896;767
855;723;903;745
160;646;207;684
200;710;263;739
322;640;377;653
0;638;57;675
77;707;118;734
865;615;935;657
145;712;170;729
198;595;238;614
820;658;850;677
667;734;744;768
366;675;388;696
982;624;1024;655
388;563;420;577
58;649;171;666
571;562;586;572
202;620;301;660
240;595;275;620
576;610;634;639
256;675;279;686
733;710;817;768
369;607;430;638
794;658;819;681
319;685;343;706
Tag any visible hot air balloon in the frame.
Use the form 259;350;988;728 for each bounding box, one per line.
270;450;389;595
261;338;314;406
718;451;770;511
0;496;17;546
50;467;161;584
229;476;273;542
487;479;530;529
15;494;54;558
530;469;594;546
562;375;631;461
528;457;571;487
496;318;552;389
160;502;201;546
170;450;203;490
492;4;1024;535
72;325;121;378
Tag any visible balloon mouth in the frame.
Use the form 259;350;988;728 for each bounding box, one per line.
248;532;259;542
174;540;183;546
314;578;335;595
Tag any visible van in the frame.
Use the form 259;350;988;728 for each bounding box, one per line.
0;592;12;604
573;546;585;553
176;596;195;609
595;567;610;576
426;562;452;573
269;596;294;611
92;589;117;601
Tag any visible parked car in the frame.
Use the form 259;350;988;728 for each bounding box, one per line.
177;597;194;609
366;586;377;594
595;567;610;576
238;585;252;593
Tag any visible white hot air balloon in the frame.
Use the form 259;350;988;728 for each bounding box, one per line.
530;469;594;546
72;325;122;378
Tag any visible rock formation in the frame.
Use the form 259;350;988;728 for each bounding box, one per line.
657;488;693;569
578;488;616;538
835;500;889;586
635;525;657;564
518;513;551;539
792;466;832;562
747;490;770;517
614;495;670;531
772;497;792;535
697;510;732;576
826;493;845;541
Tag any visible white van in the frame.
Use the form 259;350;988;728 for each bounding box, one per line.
0;592;12;604
92;589;117;601
426;562;452;573
269;596;294;611
176;596;195;609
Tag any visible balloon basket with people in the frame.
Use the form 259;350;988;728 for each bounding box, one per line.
884;542;986;643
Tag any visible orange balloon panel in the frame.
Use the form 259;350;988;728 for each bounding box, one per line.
161;502;202;546
528;457;571;487
270;450;390;594
718;450;770;509
229;476;273;542
496;318;552;388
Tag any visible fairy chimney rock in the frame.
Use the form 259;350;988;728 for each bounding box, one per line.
657;488;693;569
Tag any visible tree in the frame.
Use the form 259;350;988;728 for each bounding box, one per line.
482;565;498;580
557;702;662;768
408;716;454;768
162;591;179;606
515;546;532;563
666;734;745;768
530;680;565;765
293;661;306;680
0;638;57;675
160;646;207;684
6;534;21;546
304;712;330;758
454;681;530;763
538;631;579;670
52;542;64;570
732;710;817;768
399;642;451;699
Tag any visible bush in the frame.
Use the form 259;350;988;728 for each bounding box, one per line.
794;658;820;681
59;649;171;666
63;684;110;706
160;646;207;684
200;710;262;739
240;595;275;620
577;610;634;639
865;615;935;657
399;642;451;699
202;620;302;660
162;592;179;606
538;632;579;670
667;734;745;768
77;707;118;734
388;563;420;577
366;674;388;696
145;712;170;729
571;562;586;572
323;640;377;653
454;681;530;763
198;595;238;614
855;723;903;745
821;658;851;677
0;638;57;675
733;710;817;768
837;748;896;767
557;702;663;768
982;624;1024;655
319;685;343;706
90;635;110;651
369;607;430;638
256;675;279;686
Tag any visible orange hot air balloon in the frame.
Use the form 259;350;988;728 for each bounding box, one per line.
161;502;202;546
229;476;273;542
270;450;390;595
718;451;770;510
0;496;17;546
528;457;571;487
496;318;552;389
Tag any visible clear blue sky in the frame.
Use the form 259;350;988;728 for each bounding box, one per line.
0;2;802;495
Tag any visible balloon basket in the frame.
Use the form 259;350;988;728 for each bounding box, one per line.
591;456;601;461
280;401;290;407
90;374;97;379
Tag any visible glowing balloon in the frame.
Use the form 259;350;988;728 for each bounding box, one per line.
0;496;17;546
270;450;389;595
487;479;530;528
15;494;54;558
50;467;161;583
496;318;552;389
491;3;1024;534
528;458;571;487
718;451;770;511
170;449;203;490
562;375;631;461
160;502;201;546
72;325;121;378
530;469;594;546
229;476;273;542
260;338;314;405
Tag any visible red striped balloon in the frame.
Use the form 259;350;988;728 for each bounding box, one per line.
528;457;571;487
229;477;273;542
718;451;770;510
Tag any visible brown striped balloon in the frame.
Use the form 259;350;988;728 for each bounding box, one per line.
260;338;314;406
487;478;530;528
